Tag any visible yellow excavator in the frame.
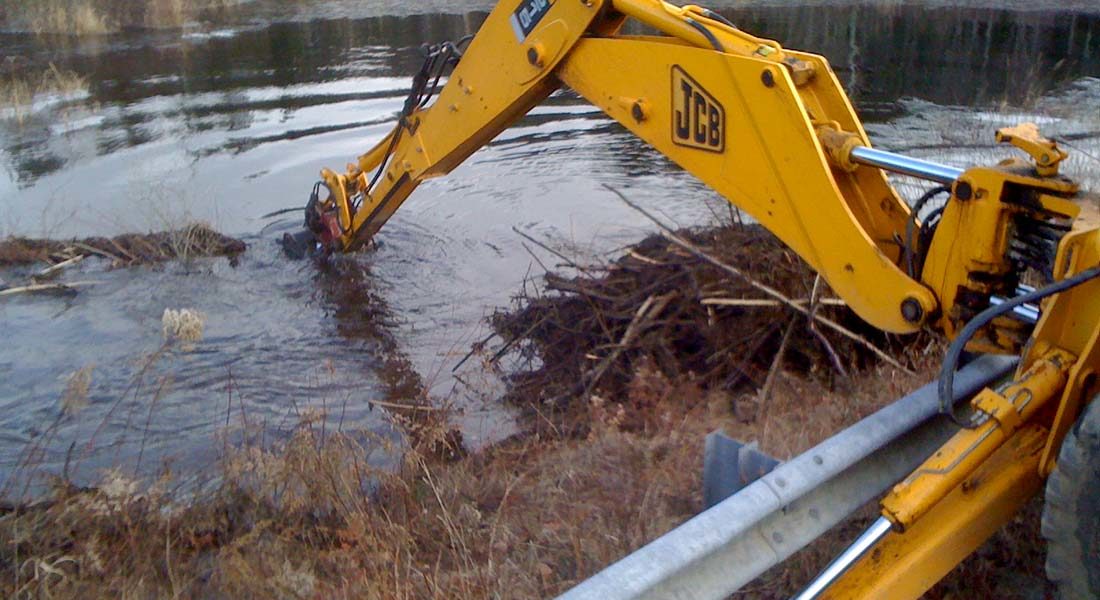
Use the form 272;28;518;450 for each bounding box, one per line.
287;1;1100;597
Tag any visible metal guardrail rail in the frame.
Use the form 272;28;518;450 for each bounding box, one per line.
559;354;1018;600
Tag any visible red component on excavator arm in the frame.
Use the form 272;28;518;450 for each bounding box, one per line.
318;211;343;250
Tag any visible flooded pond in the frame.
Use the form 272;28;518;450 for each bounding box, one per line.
2;0;1099;492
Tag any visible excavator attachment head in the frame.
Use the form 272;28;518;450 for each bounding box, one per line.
280;181;343;259
280;229;317;260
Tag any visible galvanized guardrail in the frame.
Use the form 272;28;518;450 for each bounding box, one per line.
559;354;1018;600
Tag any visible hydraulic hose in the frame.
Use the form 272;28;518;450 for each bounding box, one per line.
937;264;1100;427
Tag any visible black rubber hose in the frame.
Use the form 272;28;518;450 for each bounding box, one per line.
369;44;438;194
937;264;1100;427
905;185;950;278
699;8;737;29
343;34;472;235
686;17;724;52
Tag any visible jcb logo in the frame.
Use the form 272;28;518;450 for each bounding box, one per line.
672;66;724;153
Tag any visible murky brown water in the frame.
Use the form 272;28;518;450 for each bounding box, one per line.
1;1;1099;493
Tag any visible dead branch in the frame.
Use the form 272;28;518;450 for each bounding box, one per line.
0;282;98;297
701;297;846;308
34;255;84;280
758;318;798;414
71;242;123;263
512;226;593;274
583;292;674;396
367;399;446;412
605;184;914;376
807;274;849;377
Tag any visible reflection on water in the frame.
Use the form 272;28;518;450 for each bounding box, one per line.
3;4;1099;193
1;2;1099;491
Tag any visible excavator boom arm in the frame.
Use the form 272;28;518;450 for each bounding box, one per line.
312;0;943;333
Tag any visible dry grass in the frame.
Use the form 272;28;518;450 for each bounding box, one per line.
19;1;111;36
0;223;1051;598
146;0;185;30
0;63;87;124
0;75;32;119
0;0;246;34
3;358;1042;599
59;366;94;417
0;357;932;599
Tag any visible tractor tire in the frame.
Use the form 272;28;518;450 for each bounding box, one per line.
1042;395;1100;600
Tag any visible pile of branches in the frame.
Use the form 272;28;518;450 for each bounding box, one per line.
0;223;246;268
492;223;924;428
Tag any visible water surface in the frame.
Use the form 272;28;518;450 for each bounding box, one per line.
1;1;1099;492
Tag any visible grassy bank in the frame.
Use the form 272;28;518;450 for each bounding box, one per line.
0;224;1050;598
1;364;934;598
0;354;1044;598
0;0;245;34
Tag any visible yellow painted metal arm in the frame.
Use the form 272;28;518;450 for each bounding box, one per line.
318;0;1098;345
821;424;1048;600
320;0;613;249
881;348;1073;529
554;32;936;333
320;0;939;333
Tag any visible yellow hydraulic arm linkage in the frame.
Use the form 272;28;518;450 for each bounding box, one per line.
292;0;1100;597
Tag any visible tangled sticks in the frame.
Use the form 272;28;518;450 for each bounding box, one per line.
0;224;247;297
0;223;246;269
491;224;922;433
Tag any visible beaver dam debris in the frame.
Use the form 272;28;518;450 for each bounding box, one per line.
0;223;247;269
491;224;931;435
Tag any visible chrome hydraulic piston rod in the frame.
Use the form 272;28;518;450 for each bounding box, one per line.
849;146;965;185
791;516;893;600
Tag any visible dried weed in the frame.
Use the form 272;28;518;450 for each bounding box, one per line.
1;0;250;34
162;308;205;345
0;63;87;124
59;365;93;416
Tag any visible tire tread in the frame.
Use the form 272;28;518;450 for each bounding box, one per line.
1042;397;1100;600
